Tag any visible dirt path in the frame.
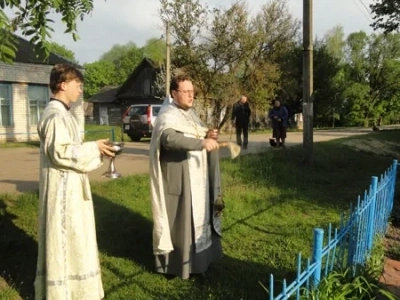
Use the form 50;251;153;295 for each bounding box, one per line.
0;130;367;194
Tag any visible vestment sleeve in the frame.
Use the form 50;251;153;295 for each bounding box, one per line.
160;128;203;151
39;114;103;173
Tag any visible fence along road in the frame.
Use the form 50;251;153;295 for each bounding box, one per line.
0;129;376;194
269;160;398;299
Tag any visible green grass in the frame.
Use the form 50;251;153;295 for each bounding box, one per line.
0;131;398;299
249;127;302;135
0;125;130;148
0;141;40;149
84;124;130;142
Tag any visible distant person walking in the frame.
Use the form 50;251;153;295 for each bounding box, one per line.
231;95;251;149
269;100;288;148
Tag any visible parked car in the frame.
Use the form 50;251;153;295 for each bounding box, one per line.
122;104;162;141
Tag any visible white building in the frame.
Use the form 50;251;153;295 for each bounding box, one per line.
0;34;83;142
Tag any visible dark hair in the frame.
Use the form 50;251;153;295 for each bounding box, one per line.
169;74;192;95
49;64;84;94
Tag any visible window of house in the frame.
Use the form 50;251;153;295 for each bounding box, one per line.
28;85;49;125
0;84;12;126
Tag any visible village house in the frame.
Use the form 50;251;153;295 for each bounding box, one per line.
86;85;121;125
87;58;164;126
0;34;83;142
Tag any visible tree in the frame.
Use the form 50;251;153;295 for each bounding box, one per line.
370;0;400;33
83;41;149;100
159;0;208;83
318;26;347;127
49;42;77;63
161;0;258;127
0;0;95;63
100;42;138;63
324;25;346;61
342;31;400;126
142;38;166;66
97;42;144;84
159;0;300;127
312;42;343;127
83;60;116;100
242;0;299;114
113;46;144;84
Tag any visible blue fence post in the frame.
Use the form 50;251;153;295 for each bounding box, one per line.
367;176;378;251
111;129;115;142
389;159;398;214
312;228;324;288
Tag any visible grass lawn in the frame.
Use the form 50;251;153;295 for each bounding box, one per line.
0;125;129;149
0;131;399;299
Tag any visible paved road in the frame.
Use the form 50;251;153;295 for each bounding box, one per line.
0;130;370;194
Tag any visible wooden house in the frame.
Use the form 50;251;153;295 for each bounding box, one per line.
116;57;163;106
86;85;121;125
87;58;163;126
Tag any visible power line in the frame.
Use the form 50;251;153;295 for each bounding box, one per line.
350;0;372;22
145;35;165;48
359;0;373;18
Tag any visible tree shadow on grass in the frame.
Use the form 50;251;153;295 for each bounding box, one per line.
0;185;303;300
102;254;294;300
0;181;38;193
92;193;294;300
92;193;154;270
0;197;37;300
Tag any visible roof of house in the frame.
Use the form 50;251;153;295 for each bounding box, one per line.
116;57;159;98
87;86;121;103
11;33;82;68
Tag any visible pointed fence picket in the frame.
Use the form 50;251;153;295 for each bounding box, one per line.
269;160;398;300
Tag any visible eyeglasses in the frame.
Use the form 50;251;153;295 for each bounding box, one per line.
175;90;195;95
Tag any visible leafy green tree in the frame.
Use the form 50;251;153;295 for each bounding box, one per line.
83;41;149;100
324;25;346;62
0;0;95;63
312;42;343;127
243;0;299;114
342;31;400;126
100;42;138;63
49;42;77;63
83;60;116;100
113;46;144;84
370;0;400;33
142;38;166;66
160;0;299;127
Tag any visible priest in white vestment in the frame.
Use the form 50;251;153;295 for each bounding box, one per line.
150;74;225;279
34;64;116;300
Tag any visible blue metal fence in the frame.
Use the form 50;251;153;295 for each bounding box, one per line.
270;159;398;300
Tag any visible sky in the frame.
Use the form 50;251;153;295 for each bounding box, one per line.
8;0;377;64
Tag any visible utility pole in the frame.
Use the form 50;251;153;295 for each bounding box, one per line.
165;21;171;97
303;0;314;165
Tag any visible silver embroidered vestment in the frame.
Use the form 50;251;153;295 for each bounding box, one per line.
35;101;104;300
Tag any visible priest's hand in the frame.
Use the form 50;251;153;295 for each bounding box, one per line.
202;138;219;152
96;139;116;157
206;129;219;140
